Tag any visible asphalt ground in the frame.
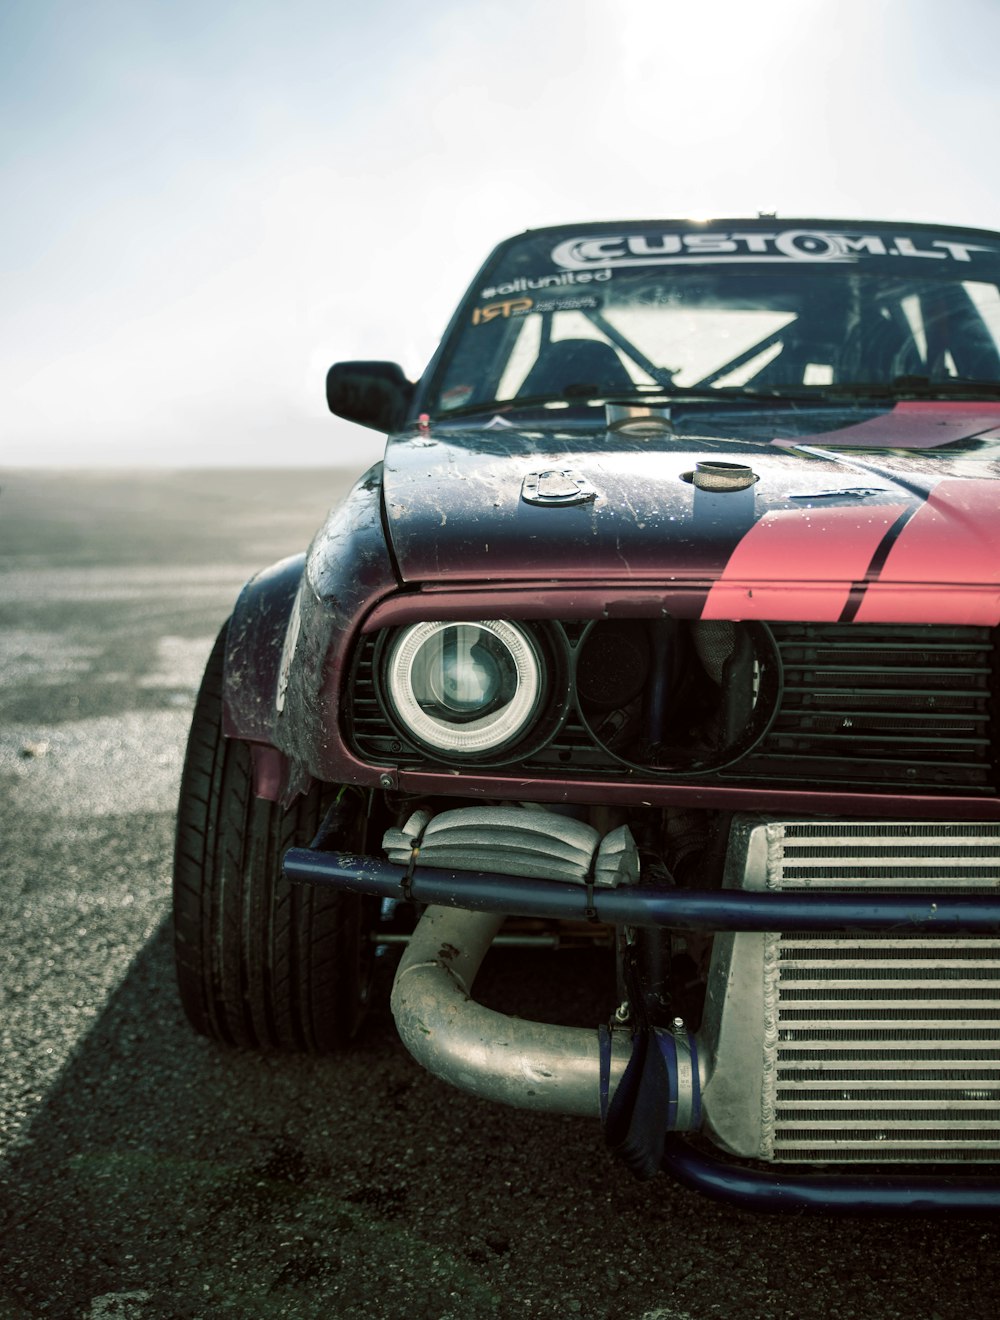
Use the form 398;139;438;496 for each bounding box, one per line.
0;468;997;1320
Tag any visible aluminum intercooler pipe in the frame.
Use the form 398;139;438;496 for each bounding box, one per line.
390;905;630;1116
391;904;703;1127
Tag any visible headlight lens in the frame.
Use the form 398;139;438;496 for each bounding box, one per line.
385;621;542;755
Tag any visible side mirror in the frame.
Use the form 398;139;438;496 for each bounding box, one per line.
326;361;415;433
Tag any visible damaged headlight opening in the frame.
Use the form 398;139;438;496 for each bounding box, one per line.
385;620;543;755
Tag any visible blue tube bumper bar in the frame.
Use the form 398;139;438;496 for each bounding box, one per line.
662;1139;1000;1214
283;849;1000;933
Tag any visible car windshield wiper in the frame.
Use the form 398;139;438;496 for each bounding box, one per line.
432;392;602;420
431;390;667;421
434;376;1000;421
432;385;821;421
816;375;1000;401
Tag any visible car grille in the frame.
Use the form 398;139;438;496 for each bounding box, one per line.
348;622;998;796
712;819;1000;1164
727;623;997;794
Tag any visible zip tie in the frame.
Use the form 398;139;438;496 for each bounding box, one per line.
584;846;598;922
401;844;420;903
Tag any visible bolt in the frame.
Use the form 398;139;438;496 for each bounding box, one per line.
672;1016;686;1033
614;1001;630;1024
378;773;394;790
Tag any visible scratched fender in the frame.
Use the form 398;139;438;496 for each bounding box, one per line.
223;553;306;745
223;463;399;778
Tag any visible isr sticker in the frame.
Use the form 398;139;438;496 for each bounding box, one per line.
472;298;533;326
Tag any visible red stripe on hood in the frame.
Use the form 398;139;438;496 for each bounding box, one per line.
701;502;910;621
853;477;1000;623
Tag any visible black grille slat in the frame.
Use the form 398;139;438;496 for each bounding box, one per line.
349;635;424;766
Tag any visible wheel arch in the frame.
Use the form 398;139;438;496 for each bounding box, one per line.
222;552;306;746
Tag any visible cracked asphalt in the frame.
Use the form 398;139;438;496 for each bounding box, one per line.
0;469;997;1320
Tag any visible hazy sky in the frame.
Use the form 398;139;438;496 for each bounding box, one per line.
3;0;999;468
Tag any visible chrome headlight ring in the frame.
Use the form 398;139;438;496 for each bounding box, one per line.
384;620;543;757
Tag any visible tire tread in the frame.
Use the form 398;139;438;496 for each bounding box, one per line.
172;624;370;1051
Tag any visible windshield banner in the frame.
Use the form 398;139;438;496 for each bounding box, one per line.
550;230;996;270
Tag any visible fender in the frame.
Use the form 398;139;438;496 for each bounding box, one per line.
223;552;306;745
222;464;401;789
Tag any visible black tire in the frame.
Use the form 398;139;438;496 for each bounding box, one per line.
173;625;373;1051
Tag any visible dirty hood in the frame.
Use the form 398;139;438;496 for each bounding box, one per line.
381;403;1000;612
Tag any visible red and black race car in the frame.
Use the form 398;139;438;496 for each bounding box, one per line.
174;219;1000;1211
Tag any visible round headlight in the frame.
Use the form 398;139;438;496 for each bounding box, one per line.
385;621;542;755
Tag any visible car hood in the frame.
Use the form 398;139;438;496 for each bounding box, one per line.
381;401;1000;604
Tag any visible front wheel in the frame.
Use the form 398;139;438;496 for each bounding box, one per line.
173;626;374;1051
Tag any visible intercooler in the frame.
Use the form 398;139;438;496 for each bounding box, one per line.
700;818;1000;1164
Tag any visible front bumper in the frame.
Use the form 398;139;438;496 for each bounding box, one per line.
284;846;1000;1213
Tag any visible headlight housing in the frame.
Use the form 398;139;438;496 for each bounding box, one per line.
385;620;543;756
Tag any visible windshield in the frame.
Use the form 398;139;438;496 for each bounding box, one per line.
428;223;1000;415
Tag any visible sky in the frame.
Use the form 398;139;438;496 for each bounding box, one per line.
2;0;1000;469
